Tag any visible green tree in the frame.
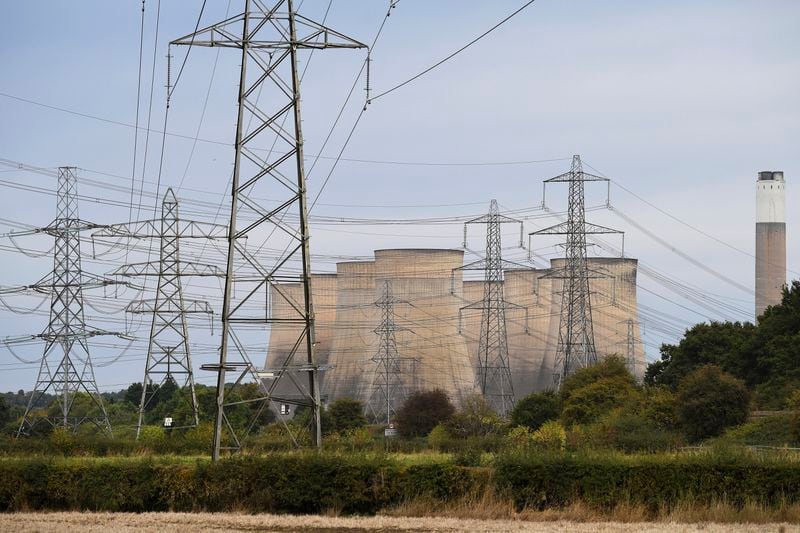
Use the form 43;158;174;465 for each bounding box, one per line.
444;394;502;438
326;398;367;434
124;383;143;406
510;390;560;431
676;365;750;441
560;356;639;427
0;396;9;428
395;389;455;438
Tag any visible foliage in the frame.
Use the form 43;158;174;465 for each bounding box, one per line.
588;410;679;452
676;365;750;442
326;398;367;434
560;357;639;427
530;420;566;451
509;391;560;431
505;425;535;451
395;389;455;438
646;281;800;408
0;397;9;428
444;394;503;438
427;423;450;451
494;452;800;511
715;414;798;447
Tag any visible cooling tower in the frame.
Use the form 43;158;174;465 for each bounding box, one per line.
541;257;645;382
263;273;338;410
755;170;786;319
323;261;377;402
369;249;477;405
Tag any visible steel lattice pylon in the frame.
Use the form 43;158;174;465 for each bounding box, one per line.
365;280;415;426
530;155;622;389
457;200;527;417
171;0;366;458
619;319;642;380
10;168;127;436
93;188;226;437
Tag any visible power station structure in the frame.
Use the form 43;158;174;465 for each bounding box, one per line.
266;249;645;411
530;155;623;388
755;170;786;319
92;188;227;437
2;168;127;435
171;0;366;458
457;200;527;416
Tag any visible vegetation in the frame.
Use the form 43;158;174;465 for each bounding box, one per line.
394;389;455;438
646;280;800;409
676;365;751;441
509;390;560;431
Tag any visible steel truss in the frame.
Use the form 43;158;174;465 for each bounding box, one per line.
457;200;527;416
530;155;623;389
93;188;226;437
9;168;128;436
364;280;416;426
171;0;366;458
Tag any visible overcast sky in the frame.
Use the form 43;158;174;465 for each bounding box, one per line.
0;1;797;393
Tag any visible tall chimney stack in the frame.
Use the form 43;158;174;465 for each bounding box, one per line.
755;170;786;319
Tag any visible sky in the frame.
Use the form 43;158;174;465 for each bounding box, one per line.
0;0;798;393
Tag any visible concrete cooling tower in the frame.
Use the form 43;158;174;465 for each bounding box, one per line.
263;249;645;413
755;170;786;319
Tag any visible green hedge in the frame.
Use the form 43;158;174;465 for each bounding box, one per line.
0;453;798;514
0;454;488;514
494;452;800;511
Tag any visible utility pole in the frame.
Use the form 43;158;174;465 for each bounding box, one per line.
457;200;527;417
366;280;415;426
171;0;366;459
92;188;226;437
3;167;127;435
530;155;623;389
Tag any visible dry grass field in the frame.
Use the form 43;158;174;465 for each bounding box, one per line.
0;512;797;532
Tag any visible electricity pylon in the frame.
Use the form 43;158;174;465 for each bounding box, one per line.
530;155;623;389
92;188;226;437
365;280;415;425
171;0;366;459
618;319;642;380
457;200;528;417
3;167;127;435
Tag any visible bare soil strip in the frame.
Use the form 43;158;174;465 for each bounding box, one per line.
0;513;796;533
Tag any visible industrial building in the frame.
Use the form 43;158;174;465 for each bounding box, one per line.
265;248;644;413
755;171;787;319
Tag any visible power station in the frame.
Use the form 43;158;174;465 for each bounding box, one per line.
755;170;787;319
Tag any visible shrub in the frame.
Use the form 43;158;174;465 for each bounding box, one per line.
676;365;750;441
326;398;367;434
510;391;560;431
591;410;678;452
560;356;639;427
427;423;450;451
531;420;566;451
505;425;535;451
49;427;77;455
395;389;455;438
137;425;166;450
444;394;503;438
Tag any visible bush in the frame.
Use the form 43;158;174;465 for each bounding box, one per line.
444;394;503;438
560;356;639;427
395;389;455;438
531;420;566;451
505;425;535;451
676;365;750;441
510;391;560;431
590;411;679;452
427;423;450;451
326;398;367;434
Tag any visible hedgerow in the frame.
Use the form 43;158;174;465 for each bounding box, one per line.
0;452;797;514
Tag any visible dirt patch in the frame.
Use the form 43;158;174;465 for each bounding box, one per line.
0;513;797;532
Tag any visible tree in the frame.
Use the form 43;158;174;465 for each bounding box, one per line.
445;394;502;438
510;391;560;431
560;356;639;427
0;396;9;428
676;365;750;441
326;398;367;434
395;389;455;438
644;322;755;388
124;383;143;406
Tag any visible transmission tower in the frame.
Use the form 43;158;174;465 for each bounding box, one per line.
171;0;366;458
2;167;127;435
365;280;416;425
92;188;226;437
457;200;528;417
618;319;643;380
530;155;623;389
